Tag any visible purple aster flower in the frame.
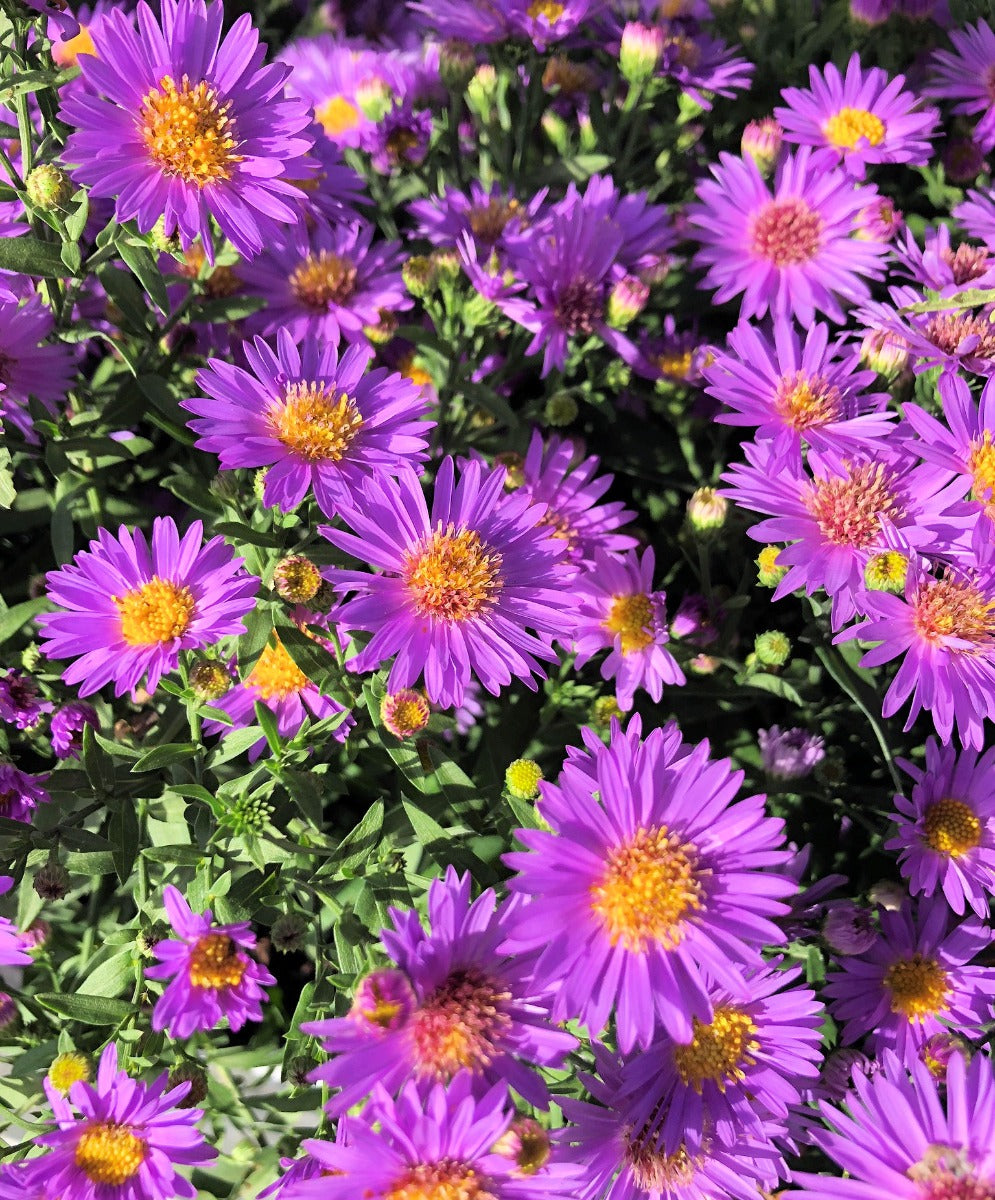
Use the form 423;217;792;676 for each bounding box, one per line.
793;1050;995;1200
407;0;511;43
822;901;879;955
184;331;432;518
894;223;995;296
505;0;603;50
758;726;826;781
775;53;939;178
285;136;368;229
928;20;995;152
61;0;314;260
0;294;75;442
0;764;51;824
504;716;795;1051
320;456;572;709
302;867;575;1114
39;518;259;698
824;897;995;1063
571;548;685;711
657;29;755;108
297;1074;575;1200
549;175;675;278
146;884;275;1039
857;285;995;376
0;670;52;729
887;737;995;918
409;182;546;258
0;876;30;967
240;218;409;345
703;317;893;453
688;146;888;326
34;1042;215;1199
361;103;433;173
49;701;99;760
954;188;995;248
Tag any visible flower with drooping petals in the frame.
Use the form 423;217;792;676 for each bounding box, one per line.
857;285;995;377
39;518;258;698
0;763;51;824
894;223;995;296
758;725;826;781
146;884;275;1038
928;20;995;152
0;876;30;967
49;702;99;760
0;670;52;729
410;182;545;260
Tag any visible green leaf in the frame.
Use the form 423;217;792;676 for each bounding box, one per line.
282;768;325;827
81;722;113;794
110;799;140;885
401;797;448;845
78;951;134;998
131;742;201;773
36;993;133;1026
0;444;15;509
335;799;385;872
0;234;74;278
742;672;804;707
141;844;205;866
64;189;89;243
117;236;169;314
254;700;282;755
0;597;45;646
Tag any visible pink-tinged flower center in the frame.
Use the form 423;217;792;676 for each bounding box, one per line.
923;798;983;857
351;968;416;1032
773;370;843;430
381;689;432;739
749;198;824;267
188;932;248;990
911;576;995;647
403;525;503;622
802;461;902;547
140;75;242;187
469;198;520;244
922;312;995;360
909;1146;995;1200
823;106;886;150
603;593;655;655
74;1121;146;1185
316;95;361;137
883;953;949;1020
270;382;363;463
409;967;512;1076
968;430;995;509
673;1005;759;1090
941;243;991;286
624;1134;698;1192
383;1159;494;1200
590;826;704;952
247;636;309;701
554;277;603;334
290;251;358;310
114;577;194;646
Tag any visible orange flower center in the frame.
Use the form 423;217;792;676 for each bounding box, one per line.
409;967;512;1078
269;382;363;463
911;576;995;647
802;461;901;547
884;953;949;1021
316;95;361;137
139;75;242;186
114;577;194;646
384;1159;494;1200
604;593;655;655
749;198;823;267
527;0;565;19
823;106;886;150
188;932;248;990
923;798;983;858
247;637;310;701
289;251;357;310
74;1122;146;1185
773;370;843;430
402;525;503;623
673;1005;759;1091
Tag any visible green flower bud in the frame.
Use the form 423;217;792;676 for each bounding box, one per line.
26;163;73;211
754;630;792;669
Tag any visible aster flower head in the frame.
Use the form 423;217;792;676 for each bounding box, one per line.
185;331;432;518
0;763;51;824
280;39;388;149
928;20;995;152
362;103;433;173
775;53;939;178
894;223;995;297
145;884;275;1038
0;876;30;967
302;867;576;1114
50;701;100;759
321;456;573;709
824;896;995;1062
857;285;995;377
504;716;795;1050
758;725;826;781
688;146;888;325
36;1041;215;1200
0;669;52;729
39;518;259;698
0;294;75;442
60;0;314;260
409;182;546;259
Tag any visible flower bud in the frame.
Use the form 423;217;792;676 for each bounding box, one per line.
543;391;578;428
494;451;525;489
822;902;878;954
33;861;70;901
149;215;182;254
591;696;623;727
0;993;17;1033
168;1063;209;1108
273;555;322;604
287;1054;319;1088
921;1031;968;1080
381;688;431;739
505;758;543;801
868;880;906;911
754;630;791;669
189;658;232;702
689;652;720;675
865;550;908;594
943;136;988;184
619;21;662;85
402;254;438;299
860;328;909;379
26;163;73;210
607;275;649;329
756;545;787;588
271;912;307;954
137;919;171;958
741;117;783;174
686;487;728;535
493;1117;552;1174
23;918;50;949
48;1052;92;1095
439;39;476;91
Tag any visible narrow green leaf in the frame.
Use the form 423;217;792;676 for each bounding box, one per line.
401;798;447;845
131;742;201;773
117;236;169;314
0;598;45;646
335;799;385;872
254;700;282;755
0;235;74;278
36;993;133;1026
78;951;134;998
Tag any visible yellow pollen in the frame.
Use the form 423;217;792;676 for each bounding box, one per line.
469;199;520;244
527;0;565;20
114;577;194;646
673;1006;759;1091
656;349;695;381
316;95;361;137
48;1052;91;1095
912;576;995;647
773;370;842;430
823;106;886;150
403;525;503;623
139;75;242;186
188;932;248;990
590;826;703;952
289;251;358;310
53;25;96;67
74;1122;146;1186
269;383;363;463
866;550;908;590
604;592;655;655
399;351;434;389
884;953;950;1021
384;1160;493;1200
409;967;513;1077
968;431;995;512
923;798;983;858
803;461;901;547
247;636;310;701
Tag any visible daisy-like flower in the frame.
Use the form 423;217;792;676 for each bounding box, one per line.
34;1042;215;1199
0;764;51;824
60;0;314;259
824;897;995;1063
704;318;893;453
49;701;100;760
0;876;30;967
407;0;511;43
302;867;575;1114
409;182;545;258
571;548;685;711
146;884;275;1039
321;456;572;709
688;146;888;326
928;20;995;152
0;670;52;729
184;330;432;518
0;294;75;442
887;737;995;917
857;285;995;377
894;223;995;296
38;518;258;698
280;39;389;149
504;717;795;1050
793;1050;995;1200
775;53;938;177
240;218;409;345
954;188;995;248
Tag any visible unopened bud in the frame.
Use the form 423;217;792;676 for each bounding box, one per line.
686;487;727;535
189;658;232;702
271;912;307;954
756;546;787;587
168;1063;209;1108
350;968;416;1033
494;451;525;489
287;1054;319;1088
273;555;322;604
439;39;476;92
741;117;783;174
860;328;909;379
865;550;908;594
505;758;543;801
619;21;662;85
381;688;431;739
943;137;988;184
137;920;171;958
26;163;73;210
822;902;878;954
149;215;182;254
0;993;17;1032
543;391;578;428
432;249;461;284
921;1031;969;1080
493;1117;552;1174
754;630;791;668
33;862;70;901
402;254;438;298
607;275;649;329
868;880;906;911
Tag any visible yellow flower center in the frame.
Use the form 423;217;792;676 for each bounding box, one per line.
823;106;886;150
381;689;431;738
912;576;995;647
316;95;361;137
114;577;194;646
48;1052;91;1095
923;798;983;858
289;251;358;310
968;431;995;511
673;1005;760;1091
74;1122;146;1185
269;382;363;463
53;24;96;67
884;953;949;1020
527;0;565;19
604;593;655;655
402;525;503;623
655;349;695;381
590;826;703;952
384;1160;493;1200
139;74;242;186
773;370;843;430
247;637;309;701
188;932;248;990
